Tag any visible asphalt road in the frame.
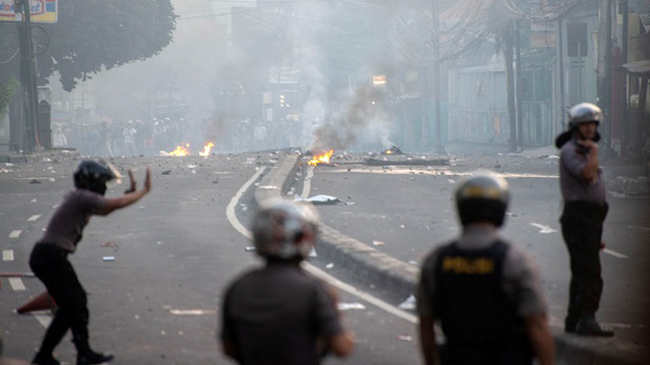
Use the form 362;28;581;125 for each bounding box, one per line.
301;148;650;362
0;154;421;365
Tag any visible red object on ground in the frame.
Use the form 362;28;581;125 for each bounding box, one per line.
16;291;56;314
600;242;606;250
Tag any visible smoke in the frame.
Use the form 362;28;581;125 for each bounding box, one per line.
310;84;392;152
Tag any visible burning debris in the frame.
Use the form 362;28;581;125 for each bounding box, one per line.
161;142;215;157
381;145;404;155
307;150;335;166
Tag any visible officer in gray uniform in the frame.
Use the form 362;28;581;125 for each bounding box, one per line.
417;172;554;365
555;103;613;337
29;160;151;365
220;200;355;365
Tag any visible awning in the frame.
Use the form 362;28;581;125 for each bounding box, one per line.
621;60;650;75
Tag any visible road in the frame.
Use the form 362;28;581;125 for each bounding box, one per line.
301;147;650;362
0;148;648;364
0;154;420;365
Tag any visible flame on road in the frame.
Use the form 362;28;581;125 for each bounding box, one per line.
166;143;191;156
164;142;215;157
308;150;334;166
199;142;215;157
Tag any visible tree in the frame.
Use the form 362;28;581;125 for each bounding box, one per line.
0;0;177;92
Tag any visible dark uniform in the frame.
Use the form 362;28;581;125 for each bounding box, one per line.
417;173;553;365
418;227;547;364
556;102;613;337
559;136;609;333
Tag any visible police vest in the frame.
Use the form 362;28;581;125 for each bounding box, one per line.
433;240;527;346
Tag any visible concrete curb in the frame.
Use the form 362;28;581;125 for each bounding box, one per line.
252;154;419;301
254;154;646;365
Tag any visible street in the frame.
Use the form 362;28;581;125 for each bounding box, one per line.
0;154;420;365
0;147;648;364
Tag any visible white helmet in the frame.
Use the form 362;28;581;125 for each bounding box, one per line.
252;200;319;260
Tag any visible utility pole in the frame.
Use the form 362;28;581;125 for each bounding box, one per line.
504;22;517;152
16;0;40;152
620;0;629;156
515;20;523;150
597;0;612;153
432;0;444;154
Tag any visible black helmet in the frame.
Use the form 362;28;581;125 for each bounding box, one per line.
455;172;509;227
73;160;117;195
252;200;320;260
568;103;602;129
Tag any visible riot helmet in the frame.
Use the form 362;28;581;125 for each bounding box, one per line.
568;103;602;129
73;160;118;195
455;172;509;227
252;200;319;261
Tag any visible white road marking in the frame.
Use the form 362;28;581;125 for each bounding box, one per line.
226;167;268;239
627;225;650;231
27;214;41;221
603;248;628;259
2;250;14;261
33;313;52;328
529;223;557;234
227;165;417;324
301;166;315;198
9;230;22;238
9;278;26;291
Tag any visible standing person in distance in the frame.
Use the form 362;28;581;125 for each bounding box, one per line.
417;172;555;365
555;103;613;337
220;200;355;365
29;160;151;365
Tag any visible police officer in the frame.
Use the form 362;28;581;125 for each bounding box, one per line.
29;160;151;365
555;103;613;337
220;200;355;365
417;172;554;365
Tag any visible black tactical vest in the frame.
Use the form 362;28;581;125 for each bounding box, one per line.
433;240;528;348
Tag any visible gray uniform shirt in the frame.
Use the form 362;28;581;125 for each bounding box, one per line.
221;262;343;365
37;189;106;252
559;138;606;203
417;226;548;319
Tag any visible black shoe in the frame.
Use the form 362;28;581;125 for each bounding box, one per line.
575;317;614;337
77;351;114;365
31;353;61;365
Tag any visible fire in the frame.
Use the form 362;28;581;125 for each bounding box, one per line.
385;150;393;155
166;143;191;156
199;142;215;157
308;150;334;166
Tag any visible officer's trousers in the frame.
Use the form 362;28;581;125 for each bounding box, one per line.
29;243;92;355
560;201;608;328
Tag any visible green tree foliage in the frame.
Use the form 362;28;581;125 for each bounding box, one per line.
0;0;177;91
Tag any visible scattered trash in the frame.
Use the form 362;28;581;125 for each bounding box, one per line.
102;256;115;262
29;179;41;184
161;170;172;175
309;247;317;257
529;223;556;234
244;246;256;252
48;177;55;182
338;302;366;311
447;179;455;184
5;163;14;167
400;225;405;228
372;240;385;246
0;168;9;173
398;295;416;310
187;164;197;169
30;199;37;203
293;194;351;205
326;263;334;269
100;242;118;248
397;335;413;341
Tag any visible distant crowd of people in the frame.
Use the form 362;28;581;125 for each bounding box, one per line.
52;117;191;157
